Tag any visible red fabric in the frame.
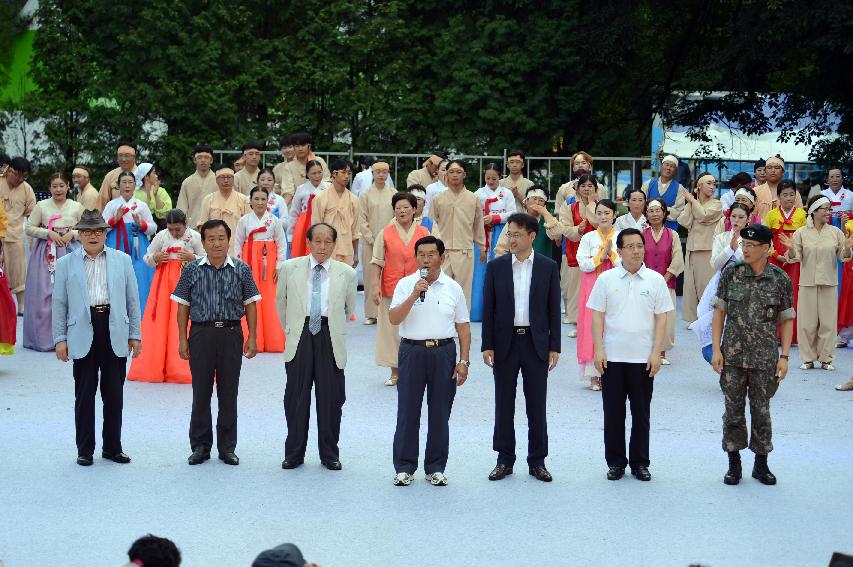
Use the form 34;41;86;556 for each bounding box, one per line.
769;226;800;344
381;224;430;297
290;194;315;258
838;262;853;331
564;202;594;267
245;226;267;269
0;272;16;351
240;240;285;352
642;226;676;289
149;247;184;322
483;196;499;250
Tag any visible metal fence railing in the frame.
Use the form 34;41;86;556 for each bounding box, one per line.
213;149;825;202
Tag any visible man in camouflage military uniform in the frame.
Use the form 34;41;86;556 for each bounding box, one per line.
711;224;794;486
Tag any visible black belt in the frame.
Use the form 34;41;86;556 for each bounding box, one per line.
304;316;329;324
91;305;110;313
401;338;454;348
514;326;530;335
194;320;241;328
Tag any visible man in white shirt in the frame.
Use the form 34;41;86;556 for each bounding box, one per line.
587;227;673;482
482;213;561;482
276;222;358;471
389;235;471;487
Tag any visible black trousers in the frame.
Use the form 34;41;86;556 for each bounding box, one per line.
601;361;654;468
493;331;549;467
73;310;126;457
284;319;346;462
393;341;456;475
189;325;244;454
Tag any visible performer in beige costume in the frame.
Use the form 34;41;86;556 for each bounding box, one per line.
311;159;360;265
176;144;219;230
406;150;447;190
498;149;534;212
0;157;37;313
429;159;486;309
357;161;396;324
196;163;250;247
98;142;138;210
280;132;330;205
678;173;723;322
71;166;100;211
752;155;803;220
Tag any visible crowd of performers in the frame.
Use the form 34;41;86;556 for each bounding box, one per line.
1;144;852;395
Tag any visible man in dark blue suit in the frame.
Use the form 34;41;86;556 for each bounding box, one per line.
482;212;561;482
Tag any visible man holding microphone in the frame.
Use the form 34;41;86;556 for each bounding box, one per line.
389;235;471;487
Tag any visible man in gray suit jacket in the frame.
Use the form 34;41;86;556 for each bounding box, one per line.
277;222;357;470
52;209;142;466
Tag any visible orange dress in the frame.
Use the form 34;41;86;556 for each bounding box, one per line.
128;229;204;383
234;212;286;352
765;206;806;344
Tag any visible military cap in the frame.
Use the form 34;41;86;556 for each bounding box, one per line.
740;223;773;245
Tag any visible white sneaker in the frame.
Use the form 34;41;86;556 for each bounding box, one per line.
562;316;571;324
800;362;814;370
661;358;671;366
821;362;836;371
568;329;578;338
425;472;448;486
393;472;414;486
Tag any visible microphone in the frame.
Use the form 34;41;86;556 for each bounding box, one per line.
419;267;429;302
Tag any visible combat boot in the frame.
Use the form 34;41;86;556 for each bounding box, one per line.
752;454;777;485
723;451;742;485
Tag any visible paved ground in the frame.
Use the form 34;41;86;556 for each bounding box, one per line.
1;296;852;567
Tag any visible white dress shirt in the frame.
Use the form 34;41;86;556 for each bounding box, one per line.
586;264;674;363
307;255;332;316
84;249;109;306
390;270;469;340
511;252;534;326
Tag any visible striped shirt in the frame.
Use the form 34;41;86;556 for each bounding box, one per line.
83;249;109;306
170;255;261;321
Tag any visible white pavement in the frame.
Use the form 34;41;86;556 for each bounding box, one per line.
1;296;852;567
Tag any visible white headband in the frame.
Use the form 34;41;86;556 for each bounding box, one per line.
662;155;678;166
523;189;548;203
734;188;755;203
72;167;88;178
409;189;426;200
646;200;663;210
807;196;831;227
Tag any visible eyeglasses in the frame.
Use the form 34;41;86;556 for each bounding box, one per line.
117;153;136;159
506;232;530;240
80;229;106;236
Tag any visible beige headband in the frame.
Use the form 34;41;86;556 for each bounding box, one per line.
807;196;830;227
372;161;390;171
662;155;678;166
766;156;785;167
646;200;663;210
409;189;426;200
524;189;548;203
734;188;756;203
72;167;89;177
216;168;236;178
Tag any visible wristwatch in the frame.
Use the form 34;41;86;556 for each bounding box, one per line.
458;359;470;368
779;354;789;360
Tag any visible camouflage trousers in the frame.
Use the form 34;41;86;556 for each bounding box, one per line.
720;366;779;454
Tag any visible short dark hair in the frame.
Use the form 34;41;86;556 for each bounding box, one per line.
164;209;187;225
576;173;598;188
8;156;31;174
330;158;353;173
624;188;647;202
596;198;617;214
406;184;426;193
215;162;234;172
507;149;525;161
392;191;417;209
116;140;137;153
242;140;263;152
127;534;181;567
616;227;644;249
192;144;213;157
484;162;501;176
200;219;231;241
250;186;269;198
414;235;445;255
507;212;539;235
293;132;312;146
307;222;337;242
431;149;449;160
729;202;752;218
279;134;294;148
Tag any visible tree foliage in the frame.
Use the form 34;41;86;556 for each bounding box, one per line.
17;0;853;189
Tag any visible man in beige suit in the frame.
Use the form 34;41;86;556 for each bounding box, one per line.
272;134;295;196
71;166;100;210
277;222;357;471
357;161;396;324
553;151;610;206
98;141;138;210
233;140;262;196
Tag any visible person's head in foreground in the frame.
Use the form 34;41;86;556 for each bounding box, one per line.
123;534;181;567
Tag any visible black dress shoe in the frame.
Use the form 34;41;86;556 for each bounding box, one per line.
219;452;240;466
77;455;93;466
102;451;131;464
187;448;210;465
528;465;552;482
606;466;625;480
631;465;652;481
281;458;304;470
488;463;513;481
321;460;342;471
